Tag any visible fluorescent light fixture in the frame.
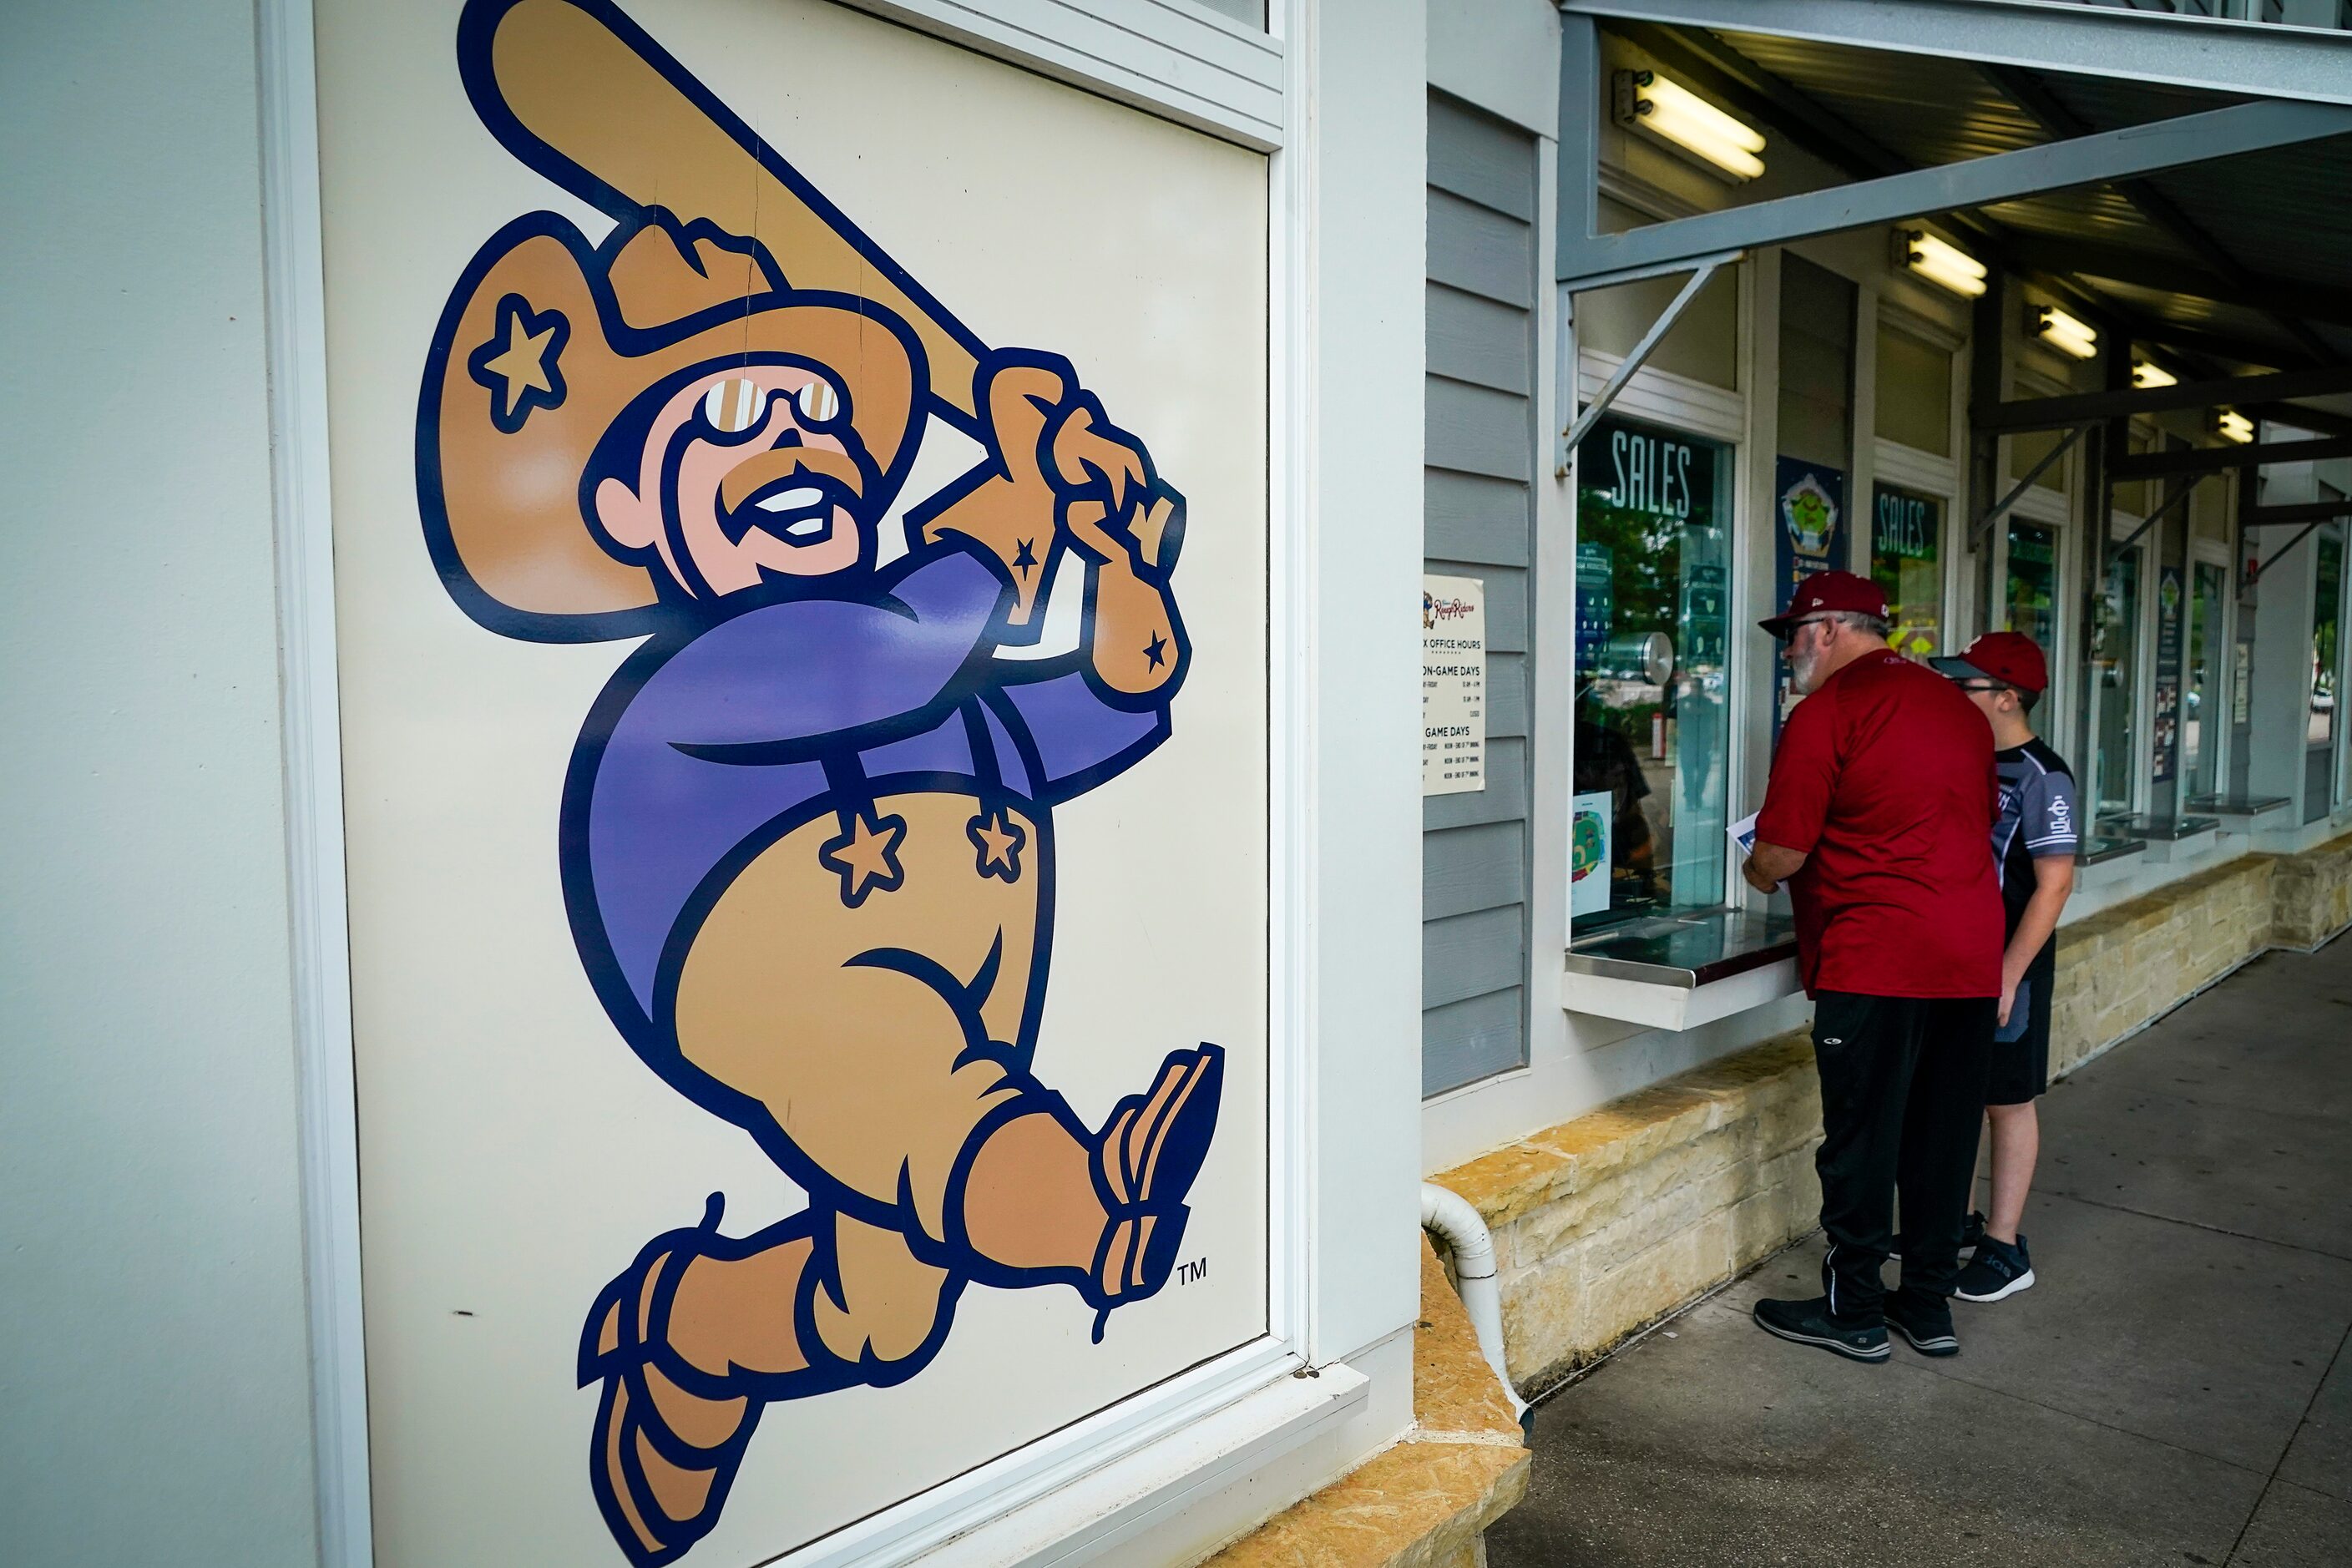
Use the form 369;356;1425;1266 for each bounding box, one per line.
2032;304;2099;361
2132;359;2177;389
2218;409;2254;444
1897;230;1987;298
1616;70;1766;181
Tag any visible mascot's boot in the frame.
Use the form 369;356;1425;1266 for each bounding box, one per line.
579;1199;764;1567
1085;1043;1225;1324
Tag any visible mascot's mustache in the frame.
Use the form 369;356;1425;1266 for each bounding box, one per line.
717;444;867;513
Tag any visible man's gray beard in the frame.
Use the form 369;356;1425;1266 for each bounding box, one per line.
1789;647;1824;695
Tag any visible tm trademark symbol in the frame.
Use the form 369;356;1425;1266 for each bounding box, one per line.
1178;1258;1209;1285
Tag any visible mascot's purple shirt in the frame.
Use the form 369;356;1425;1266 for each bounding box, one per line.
577;546;1171;1020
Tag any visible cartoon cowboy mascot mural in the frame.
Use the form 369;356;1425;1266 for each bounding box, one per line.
416;2;1226;1560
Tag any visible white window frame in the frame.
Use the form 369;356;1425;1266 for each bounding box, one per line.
260;3;1334;1565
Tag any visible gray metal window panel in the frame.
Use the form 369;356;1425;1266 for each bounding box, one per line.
1429;189;1536;308
1425;821;1530;922
1429;284;1536;394
1426;471;1536;566
1423;906;1530;1010
1428;377;1535;483
1423;988;1527;1097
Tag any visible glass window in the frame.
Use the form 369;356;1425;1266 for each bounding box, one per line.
2010;428;2070;494
2186;560;2227;799
2090;548;2144;822
1573;416;1733;927
2005;520;2058;651
1871;483;1944;659
2314;534;2341;756
1874;326;1951;457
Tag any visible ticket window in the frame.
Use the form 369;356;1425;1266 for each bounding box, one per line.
2089;544;2147;825
1572;416;1735;928
2184;559;2228;800
1871;484;1946;660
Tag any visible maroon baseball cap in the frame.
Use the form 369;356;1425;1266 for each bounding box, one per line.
1758;570;1889;638
1931;631;2049;694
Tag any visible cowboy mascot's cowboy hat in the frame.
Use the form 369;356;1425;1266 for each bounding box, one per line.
419;205;930;642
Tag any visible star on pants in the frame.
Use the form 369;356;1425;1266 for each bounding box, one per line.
818;811;908;908
967;809;1027;883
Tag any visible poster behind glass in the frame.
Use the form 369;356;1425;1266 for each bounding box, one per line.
2186;561;2226;798
1871;483;1942;660
1574;417;1732;928
2092;550;2143;821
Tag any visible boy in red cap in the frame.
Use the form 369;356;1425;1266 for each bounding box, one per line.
1930;633;2080;1302
1744;571;2003;1363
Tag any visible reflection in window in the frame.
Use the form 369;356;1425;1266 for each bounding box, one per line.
1573;417;1732;928
2091;549;2142;822
2314;534;2341;755
1871;484;1943;659
2005;520;2057;652
2185;561;2227;799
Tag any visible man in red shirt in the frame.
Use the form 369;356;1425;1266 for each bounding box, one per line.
1743;571;2002;1363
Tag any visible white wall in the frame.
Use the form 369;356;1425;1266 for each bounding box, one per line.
0;4;321;1564
1310;0;1430;1366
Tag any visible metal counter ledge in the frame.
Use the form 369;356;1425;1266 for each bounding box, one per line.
1565;908;1798;989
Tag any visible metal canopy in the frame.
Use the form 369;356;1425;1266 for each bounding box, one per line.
1555;0;2352;107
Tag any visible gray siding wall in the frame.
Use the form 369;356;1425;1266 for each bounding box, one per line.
1424;93;1537;1096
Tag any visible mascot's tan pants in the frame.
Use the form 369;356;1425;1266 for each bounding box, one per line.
661;789;1105;1375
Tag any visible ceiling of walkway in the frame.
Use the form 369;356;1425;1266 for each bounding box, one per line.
1620;21;2352;417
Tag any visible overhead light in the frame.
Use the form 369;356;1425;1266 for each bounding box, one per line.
2218;409;2254;444
1897;230;1987;299
1615;70;1766;181
2132;359;2177;389
2031;304;2098;361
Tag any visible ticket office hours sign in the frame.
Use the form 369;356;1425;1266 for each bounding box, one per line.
1424;574;1487;795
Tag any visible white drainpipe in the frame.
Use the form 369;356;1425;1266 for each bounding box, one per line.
1419;1182;1531;1431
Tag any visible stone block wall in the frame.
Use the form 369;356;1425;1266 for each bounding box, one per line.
2274;830;2352;950
1434;1036;1821;1395
1433;832;2352;1399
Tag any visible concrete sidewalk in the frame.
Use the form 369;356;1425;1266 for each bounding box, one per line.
1487;934;2352;1568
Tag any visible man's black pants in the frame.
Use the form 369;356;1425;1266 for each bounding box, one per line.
1810;992;1995;1321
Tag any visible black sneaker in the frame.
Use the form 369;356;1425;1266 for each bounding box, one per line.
1954;1234;2035;1302
1753;1296;1889;1362
1889;1211;1986;1263
1885;1291;1960;1357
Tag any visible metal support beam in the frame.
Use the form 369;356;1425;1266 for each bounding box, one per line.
2252;519;2333;582
2248;401;2352;438
2111;434;2352;482
1556;0;2352;106
1557;260;1732;473
1974;364;2352;432
2113;473;2204;557
2246;499;2352;526
1560;98;2352;286
1973;424;2086;544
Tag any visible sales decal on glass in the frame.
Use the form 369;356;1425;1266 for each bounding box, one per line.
1574;416;1732;923
1424;574;1487;796
316;1;1273;1562
1871;483;1942;660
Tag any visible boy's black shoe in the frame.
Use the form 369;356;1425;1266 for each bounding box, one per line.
1889;1210;1986;1263
1753;1296;1889;1362
1885;1290;1960;1357
1955;1234;2035;1302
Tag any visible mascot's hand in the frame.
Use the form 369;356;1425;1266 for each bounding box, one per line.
920;357;1188;701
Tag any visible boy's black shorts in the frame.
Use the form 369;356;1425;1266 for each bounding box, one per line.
1987;948;2054;1106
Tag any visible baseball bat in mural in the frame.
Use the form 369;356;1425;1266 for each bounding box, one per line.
413;1;1224;1560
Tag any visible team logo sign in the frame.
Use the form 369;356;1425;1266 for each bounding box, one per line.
415;2;1225;1559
